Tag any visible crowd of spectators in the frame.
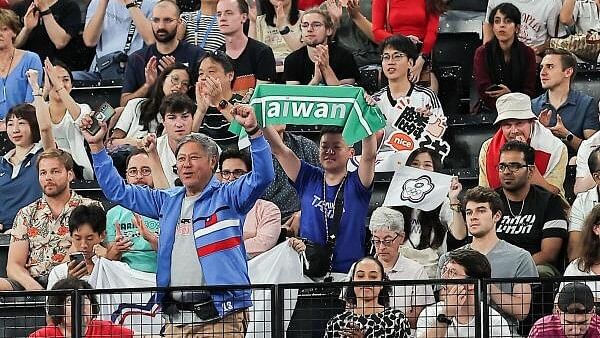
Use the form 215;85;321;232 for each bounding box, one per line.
0;0;600;337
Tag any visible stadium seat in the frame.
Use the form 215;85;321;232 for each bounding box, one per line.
447;0;488;12
70;84;123;110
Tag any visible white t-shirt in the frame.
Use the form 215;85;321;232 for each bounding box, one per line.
576;130;600;179
373;84;446;164
46;256;99;290
416;301;512;338
572;0;600;34
114;98;162;139
486;0;564;47
561;259;600;301
386;255;435;312
156;134;178;187
569;185;598;232
51;104;94;180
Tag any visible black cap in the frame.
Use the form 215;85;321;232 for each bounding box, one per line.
557;282;595;313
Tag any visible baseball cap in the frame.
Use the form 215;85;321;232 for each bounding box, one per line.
557;282;595;313
494;92;537;125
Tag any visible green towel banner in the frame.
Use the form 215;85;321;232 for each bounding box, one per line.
229;84;386;144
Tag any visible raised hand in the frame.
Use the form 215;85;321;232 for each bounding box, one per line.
23;3;40;31
325;0;342;23
79;114;108;147
231;104;258;130
538;108;552;128
247;0;257;22
274;0;288;28
144;56;158;88
132;213;158;250
157;55;176;72
448;176;462;203
26;69;40;92
44;58;63;93
104;222;133;260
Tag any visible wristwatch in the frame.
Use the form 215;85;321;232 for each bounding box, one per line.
39;8;52;16
217;99;229;111
279;26;291;35
125;2;138;9
436;314;453;326
565;133;574;142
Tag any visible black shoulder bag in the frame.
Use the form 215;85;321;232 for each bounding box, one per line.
95;3;140;80
302;174;346;278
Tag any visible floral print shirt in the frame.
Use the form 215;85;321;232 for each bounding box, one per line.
10;192;102;277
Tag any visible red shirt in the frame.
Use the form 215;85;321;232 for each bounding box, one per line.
371;0;440;54
297;0;324;10
529;313;600;338
29;320;134;338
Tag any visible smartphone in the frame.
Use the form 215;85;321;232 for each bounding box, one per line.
69;252;85;266
486;84;503;91
87;102;115;136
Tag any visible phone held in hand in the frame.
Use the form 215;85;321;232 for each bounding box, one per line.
69;252;85;266
87;102;115;136
486;84;502;91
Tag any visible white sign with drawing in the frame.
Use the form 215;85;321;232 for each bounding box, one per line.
383;166;452;211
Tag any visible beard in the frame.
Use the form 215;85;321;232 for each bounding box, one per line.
43;183;68;198
153;29;177;43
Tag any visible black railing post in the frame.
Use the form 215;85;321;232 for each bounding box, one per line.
72;289;82;338
272;284;285;337
481;279;490;338
474;278;481;338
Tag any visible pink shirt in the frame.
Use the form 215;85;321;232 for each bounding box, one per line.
529;313;600;337
243;199;281;258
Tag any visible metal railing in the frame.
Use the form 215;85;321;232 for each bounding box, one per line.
1;276;599;337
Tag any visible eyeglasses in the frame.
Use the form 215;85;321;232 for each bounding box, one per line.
126;167;152;177
441;265;468;279
300;21;324;30
381;53;408;62
221;169;247;179
371;234;400;247
168;74;190;88
497;162;530;172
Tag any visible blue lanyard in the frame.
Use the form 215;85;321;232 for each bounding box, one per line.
197;13;217;49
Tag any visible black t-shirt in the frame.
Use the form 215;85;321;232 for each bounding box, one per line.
13;0;81;62
219;38;276;96
199;93;243;150
283;42;359;85
495;185;568;258
121;41;205;93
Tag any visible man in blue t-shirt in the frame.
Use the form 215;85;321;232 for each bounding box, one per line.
532;48;600;157
264;125;378;275
120;0;205;106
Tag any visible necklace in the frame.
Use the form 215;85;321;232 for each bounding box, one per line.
322;172;346;241
504;194;525;217
0;48;16;102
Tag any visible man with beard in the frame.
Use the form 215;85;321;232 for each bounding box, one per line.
495;140;568;277
120;0;205;106
284;8;358;85
0;149;101;290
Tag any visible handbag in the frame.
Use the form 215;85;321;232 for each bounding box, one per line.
302;175;346;279
162;290;220;322
550;30;600;63
95;5;140;80
384;0;431;86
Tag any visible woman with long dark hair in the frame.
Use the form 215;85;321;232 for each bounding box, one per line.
473;3;537;112
109;63;190;148
391;147;465;278
371;0;446;90
563;204;600;300
249;0;303;65
324;257;411;337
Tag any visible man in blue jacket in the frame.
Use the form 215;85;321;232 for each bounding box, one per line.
80;103;274;336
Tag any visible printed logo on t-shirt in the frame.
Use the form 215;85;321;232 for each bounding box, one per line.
176;218;193;235
497;215;536;235
518;13;543;45
311;195;345;219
